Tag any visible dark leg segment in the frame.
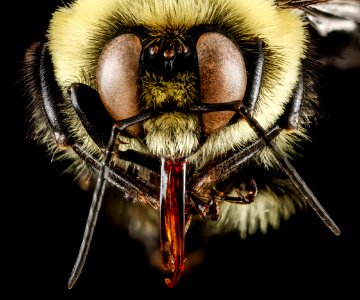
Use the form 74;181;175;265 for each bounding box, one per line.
239;104;341;236
39;43;70;146
190;126;282;202
67;125;118;289
69;83;113;148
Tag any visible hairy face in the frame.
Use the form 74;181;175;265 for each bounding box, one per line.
24;0;343;289
47;0;309;166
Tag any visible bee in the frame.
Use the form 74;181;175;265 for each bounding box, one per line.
22;0;359;289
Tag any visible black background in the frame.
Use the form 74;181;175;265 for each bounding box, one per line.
4;0;360;297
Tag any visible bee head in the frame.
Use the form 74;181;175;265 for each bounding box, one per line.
28;0;343;290
96;29;247;159
47;0;308;166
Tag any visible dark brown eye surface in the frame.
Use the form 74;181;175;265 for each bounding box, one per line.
97;33;143;137
196;32;247;136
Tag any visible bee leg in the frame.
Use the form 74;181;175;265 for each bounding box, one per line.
222;178;258;204
208;200;220;221
239;104;341;236
69;123;161;289
190;178;257;221
190;126;281;199
189;197;220;221
68;125;119;289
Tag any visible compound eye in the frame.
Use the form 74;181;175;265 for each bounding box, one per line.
196;32;247;136
97;33;143;137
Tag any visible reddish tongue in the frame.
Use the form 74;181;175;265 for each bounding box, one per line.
160;157;187;288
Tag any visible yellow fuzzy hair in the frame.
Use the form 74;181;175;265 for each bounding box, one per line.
47;0;309;167
35;0;318;241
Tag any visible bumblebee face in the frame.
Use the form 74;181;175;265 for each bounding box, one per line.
24;0;345;289
46;0;308;163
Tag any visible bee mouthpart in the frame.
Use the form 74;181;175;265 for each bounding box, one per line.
159;157;187;288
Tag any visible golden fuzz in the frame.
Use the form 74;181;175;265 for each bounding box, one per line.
37;0;317;238
47;0;309;164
